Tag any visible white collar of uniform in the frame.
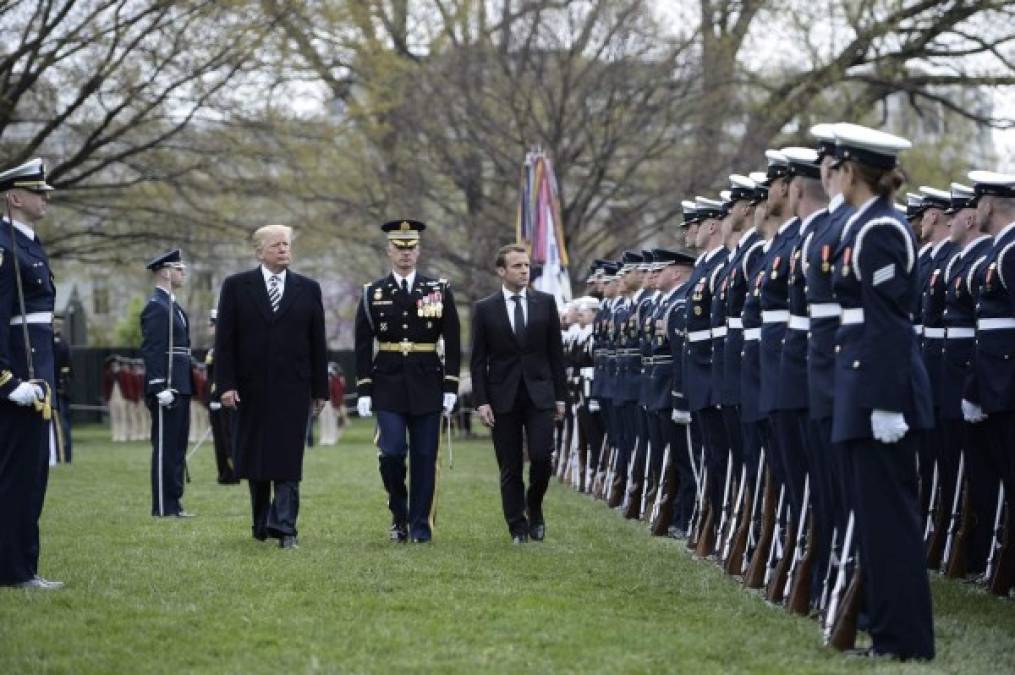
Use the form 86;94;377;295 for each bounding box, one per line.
918;241;933;257
828;193;845;213
737;227;757;249
632;288;645;303
704;245;726;263
650;290;661;300
10;218;34;240
777;217;797;235
800;208;825;234
261;265;287;285
841;196;880;242
155;286;176;303
960;234;991;257
502;285;527;303
661;286;677;302
579;324;593;338
393;270;416;289
997;221;1015;241
931;237;951;257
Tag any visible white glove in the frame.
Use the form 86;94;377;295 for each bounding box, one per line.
588;399;600;412
156;390;175;408
442;393;457;415
961;399;987;423
870;409;908;444
7;381;43;406
671;409;691;425
209;401;222;411
357;396;372;418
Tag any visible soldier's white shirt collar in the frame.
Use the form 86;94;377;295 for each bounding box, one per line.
998;221;1015;240
777;217;797;235
918;242;933;258
737;227;757;249
704;245;726;263
800;208;825;235
828;193;845;213
960;234;991;257
392;270;416;290
9;218;34;240
931;237;951;257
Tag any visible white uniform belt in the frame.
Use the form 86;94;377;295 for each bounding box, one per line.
947;327;975;339
743;328;761;341
711;326;728;339
727;317;744;329
923;327;945;339
788;315;810;331
913;324;924;336
809;303;841;319
978;318;1015;331
840;308;865;325
169;347;191;355
687;329;712;343
762;310;789;324
9;311;53;326
617;348;640;356
580;367;595;378
645;356;673;365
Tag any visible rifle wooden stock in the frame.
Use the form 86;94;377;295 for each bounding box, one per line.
988;502;1013;597
766;515;795;603
787;520;816;615
829;566;863;651
745;472;777;589
944;485;973;579
695;498;716;558
724;485;752;576
650;448;676;536
926;505;947;570
607;456;625;508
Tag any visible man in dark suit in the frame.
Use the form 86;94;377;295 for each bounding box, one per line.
470;244;567;543
140;249;194;518
215;225;328;549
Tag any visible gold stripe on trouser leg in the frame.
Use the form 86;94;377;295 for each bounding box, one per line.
427;416;446;531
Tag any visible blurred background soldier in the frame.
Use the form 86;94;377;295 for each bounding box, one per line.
204;309;238;484
0;158;62;589
355;220;461;544
141;249;194;518
52;312;72;464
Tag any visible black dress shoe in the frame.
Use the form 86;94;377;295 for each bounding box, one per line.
174;510;196;518
529;523;546;541
410;537;430;544
279;535;298;549
389;523;409;542
512;534;529;544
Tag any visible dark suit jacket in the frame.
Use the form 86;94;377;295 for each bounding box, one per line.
214;268;328;481
470;288;567;414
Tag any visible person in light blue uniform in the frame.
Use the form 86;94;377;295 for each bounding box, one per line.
829;123;934;660
0;158;62;589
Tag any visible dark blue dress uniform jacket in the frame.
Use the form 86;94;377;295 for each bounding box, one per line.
968;223;1015;413
758;218;800;415
0;223;55;398
780;212;823;411
722;229;761;407
940;236;992;420
739;239;768;424
667;281;691;416
804;198;855;420
646;289;681;412
830;197;933;443
354;273;461;415
919;239;957;410
140;288;193;397
684;247;728;412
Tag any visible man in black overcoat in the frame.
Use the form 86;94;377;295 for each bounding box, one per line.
214;225;328;549
470;244;568;543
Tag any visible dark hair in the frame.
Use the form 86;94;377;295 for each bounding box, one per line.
849;161;906;199
495;243;528;269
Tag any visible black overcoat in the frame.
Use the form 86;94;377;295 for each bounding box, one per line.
214;268;328;481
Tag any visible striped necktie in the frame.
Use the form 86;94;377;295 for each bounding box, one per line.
268;275;281;312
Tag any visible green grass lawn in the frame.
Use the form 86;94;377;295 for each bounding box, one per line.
1;421;1013;674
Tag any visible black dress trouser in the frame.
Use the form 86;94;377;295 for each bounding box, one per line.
491;381;554;537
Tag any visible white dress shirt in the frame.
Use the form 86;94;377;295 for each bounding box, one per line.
393;270;416;292
502;286;528;332
11;219;34;240
261;265;287;300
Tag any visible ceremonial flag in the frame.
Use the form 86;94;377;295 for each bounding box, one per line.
516;149;572;309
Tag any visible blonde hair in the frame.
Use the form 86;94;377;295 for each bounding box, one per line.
252;224;293;250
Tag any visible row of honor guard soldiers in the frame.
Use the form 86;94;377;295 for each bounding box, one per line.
552;122;1015;661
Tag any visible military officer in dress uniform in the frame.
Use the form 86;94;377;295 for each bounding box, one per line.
140;249;194;518
829;123;934;660
354;220;461;543
963;170;1015;596
0;158;62;589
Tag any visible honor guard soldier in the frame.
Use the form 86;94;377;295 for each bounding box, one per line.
589;261;621;498
354;220;461;543
141;249;194;518
964;170;1015;596
204;309;238;484
0;158;62;589
828;123;934;659
605;252;642;507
